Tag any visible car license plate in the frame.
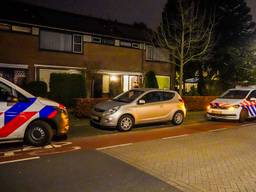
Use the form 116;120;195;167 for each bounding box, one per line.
212;110;222;115
91;115;99;121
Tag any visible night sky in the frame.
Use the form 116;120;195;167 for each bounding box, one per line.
17;0;256;29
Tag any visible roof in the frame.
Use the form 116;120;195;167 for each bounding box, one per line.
0;1;153;42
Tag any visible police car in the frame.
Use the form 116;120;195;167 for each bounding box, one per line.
0;77;69;146
207;86;256;122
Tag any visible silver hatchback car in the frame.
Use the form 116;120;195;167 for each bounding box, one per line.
91;89;186;131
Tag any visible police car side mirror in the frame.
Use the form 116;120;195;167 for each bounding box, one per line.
7;96;19;103
250;97;256;102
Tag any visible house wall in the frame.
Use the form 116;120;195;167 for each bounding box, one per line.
0;31;86;81
0;30;175;96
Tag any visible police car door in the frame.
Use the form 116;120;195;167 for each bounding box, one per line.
0;82;32;140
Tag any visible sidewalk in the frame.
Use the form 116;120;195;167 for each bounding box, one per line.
68;111;207;139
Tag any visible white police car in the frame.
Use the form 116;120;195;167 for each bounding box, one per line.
0;77;69;146
207;86;256;122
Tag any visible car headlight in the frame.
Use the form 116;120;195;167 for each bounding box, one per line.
103;106;120;116
228;105;240;111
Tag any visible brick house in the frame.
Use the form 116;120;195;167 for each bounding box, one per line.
0;1;175;98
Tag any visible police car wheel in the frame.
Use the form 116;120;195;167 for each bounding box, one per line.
117;115;134;132
172;111;184;125
25;120;53;147
239;109;248;123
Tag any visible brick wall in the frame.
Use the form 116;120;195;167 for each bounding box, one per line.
74;98;109;118
183;96;217;111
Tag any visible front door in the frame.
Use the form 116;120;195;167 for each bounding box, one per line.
0;82;35;139
134;91;165;123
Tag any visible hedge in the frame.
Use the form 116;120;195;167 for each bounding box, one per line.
49;73;86;107
144;71;159;88
25;81;47;97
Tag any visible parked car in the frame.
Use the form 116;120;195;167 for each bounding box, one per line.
91;89;186;131
0;77;69;146
207;86;256;122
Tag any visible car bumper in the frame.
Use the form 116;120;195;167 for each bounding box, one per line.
90;112;119;127
206;108;240;120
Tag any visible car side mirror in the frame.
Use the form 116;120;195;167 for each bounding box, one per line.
138;99;146;105
250;97;256;102
7;96;19;103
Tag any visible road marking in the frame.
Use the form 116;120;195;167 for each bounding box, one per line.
208;128;227;132
96;143;133;151
0;157;40;165
162;134;189;140
242;123;256;127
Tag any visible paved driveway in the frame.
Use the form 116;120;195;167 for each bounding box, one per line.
101;125;256;192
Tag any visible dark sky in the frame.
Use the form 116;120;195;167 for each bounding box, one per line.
17;0;255;29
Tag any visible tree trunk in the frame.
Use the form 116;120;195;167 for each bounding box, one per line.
179;64;183;96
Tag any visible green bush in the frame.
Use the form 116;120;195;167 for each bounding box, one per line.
144;71;159;88
49;73;86;107
25;81;47;97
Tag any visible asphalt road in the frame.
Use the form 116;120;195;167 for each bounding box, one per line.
1;120;256;192
0;150;181;192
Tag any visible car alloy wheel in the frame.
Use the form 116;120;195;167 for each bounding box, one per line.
172;111;184;125
118;115;134;131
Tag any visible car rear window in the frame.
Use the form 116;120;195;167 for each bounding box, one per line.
162;92;175;101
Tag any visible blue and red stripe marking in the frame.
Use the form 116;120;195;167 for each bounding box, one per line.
39;106;58;119
0;98;58;137
241;100;256;117
4;98;36;124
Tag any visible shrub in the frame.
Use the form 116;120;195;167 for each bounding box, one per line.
49;73;86;107
144;71;159;88
25;81;47;97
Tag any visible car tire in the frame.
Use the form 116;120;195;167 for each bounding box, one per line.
172;111;184;125
25;120;53;146
117;115;134;132
239;109;248;123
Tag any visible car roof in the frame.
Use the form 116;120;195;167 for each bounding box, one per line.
228;88;255;91
131;88;177;93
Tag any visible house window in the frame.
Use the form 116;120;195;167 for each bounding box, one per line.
92;37;102;44
12;25;31;33
102;38;115;46
40;30;83;53
132;43;140;49
73;34;83;53
120;41;132;47
0;23;11;31
146;46;153;60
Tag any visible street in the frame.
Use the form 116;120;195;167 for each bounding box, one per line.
1;120;256;192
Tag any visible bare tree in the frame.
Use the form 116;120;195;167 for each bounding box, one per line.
155;0;215;95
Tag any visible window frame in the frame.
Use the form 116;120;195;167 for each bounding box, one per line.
141;91;162;104
39;30;83;54
73;34;83;53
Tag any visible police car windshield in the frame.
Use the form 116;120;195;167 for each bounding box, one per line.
113;90;144;103
219;90;250;99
